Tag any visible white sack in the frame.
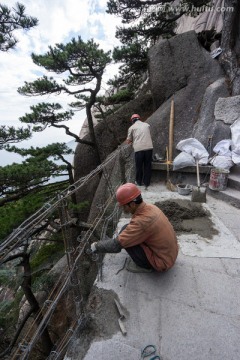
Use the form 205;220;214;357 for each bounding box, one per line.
173;152;196;170
176;138;209;164
232;146;240;165
230;119;240;150
213;139;232;156
210;155;233;170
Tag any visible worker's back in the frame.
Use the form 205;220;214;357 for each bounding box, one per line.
127;121;153;152
118;202;179;271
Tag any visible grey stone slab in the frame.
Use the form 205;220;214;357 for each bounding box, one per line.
220;258;240;278
177;252;225;274
117;289;162;347
161;299;240;360
194;267;240;316
83;340;139;360
121;262;201;309
82;182;240;360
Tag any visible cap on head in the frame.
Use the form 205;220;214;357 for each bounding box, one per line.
130;114;141;122
116;183;141;206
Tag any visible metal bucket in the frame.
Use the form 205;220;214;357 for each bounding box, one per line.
209;168;229;191
177;184;192;195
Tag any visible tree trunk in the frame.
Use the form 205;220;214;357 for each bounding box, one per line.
85;75;103;165
220;0;240;95
21;253;54;356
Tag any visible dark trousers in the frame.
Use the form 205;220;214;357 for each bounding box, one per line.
120;224;152;269
135;149;153;187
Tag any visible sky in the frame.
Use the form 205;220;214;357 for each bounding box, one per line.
0;0;121;164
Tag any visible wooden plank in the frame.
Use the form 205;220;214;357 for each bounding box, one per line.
151;162;213;174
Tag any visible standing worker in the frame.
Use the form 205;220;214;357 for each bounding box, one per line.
91;183;179;273
126;114;153;190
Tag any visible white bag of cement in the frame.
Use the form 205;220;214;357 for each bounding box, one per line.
213;139;232;156
173;152;196;170
232;146;240;165
210;155;234;170
230;119;240;150
176;138;209;164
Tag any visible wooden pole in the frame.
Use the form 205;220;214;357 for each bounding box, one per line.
169;99;174;163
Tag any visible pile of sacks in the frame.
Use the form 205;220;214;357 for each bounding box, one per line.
173;136;240;171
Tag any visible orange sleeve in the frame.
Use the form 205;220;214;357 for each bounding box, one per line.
118;219;147;248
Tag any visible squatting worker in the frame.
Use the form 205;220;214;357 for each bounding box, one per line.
91;183;179;273
126;114;153;190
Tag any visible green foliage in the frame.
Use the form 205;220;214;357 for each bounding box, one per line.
0;268;15;287
0;2;38;51
32;37;111;76
17;36;112;163
104;88;134;105
68;200;89;211
18;75;62;96
6;142;74;162
30;240;64;272
19;103;74;130
0;182;67;242
0;158;66;200
0;143;73;204
0;125;31;149
32;272;57;293
0;300;14;327
18;37;112;100
17;103;84;144
0;287;23;331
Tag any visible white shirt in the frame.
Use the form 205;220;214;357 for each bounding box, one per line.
127;120;153;152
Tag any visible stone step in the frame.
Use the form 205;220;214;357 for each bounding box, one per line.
152;162;240;207
228;166;240;191
228;174;240;191
151;161;212;174
208;187;240;209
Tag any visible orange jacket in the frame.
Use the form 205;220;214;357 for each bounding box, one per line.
118;202;178;271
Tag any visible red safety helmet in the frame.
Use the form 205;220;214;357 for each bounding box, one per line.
116;183;141;206
130;114;141;122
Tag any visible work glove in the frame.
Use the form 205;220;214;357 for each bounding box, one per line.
90;242;97;253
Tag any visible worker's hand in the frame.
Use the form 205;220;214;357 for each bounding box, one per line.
125;139;132;145
91;242;97;253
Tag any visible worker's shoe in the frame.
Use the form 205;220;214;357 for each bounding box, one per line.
126;258;153;273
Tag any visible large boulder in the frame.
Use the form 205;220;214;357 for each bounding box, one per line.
176;0;223;34
87;146;134;228
148;31;224;109
193;78;231;149
73;83;153;220
147;31;227;158
74;83;153;182
214;95;240;124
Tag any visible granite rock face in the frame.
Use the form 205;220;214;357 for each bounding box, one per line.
193;78;231;150
214;95;240;124
147;31;227;158
74;31;234;218
176;0;224;34
74;82;153;181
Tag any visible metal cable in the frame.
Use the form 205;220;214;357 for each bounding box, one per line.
2;144;133;359
0;147;130;263
17;190;118;359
